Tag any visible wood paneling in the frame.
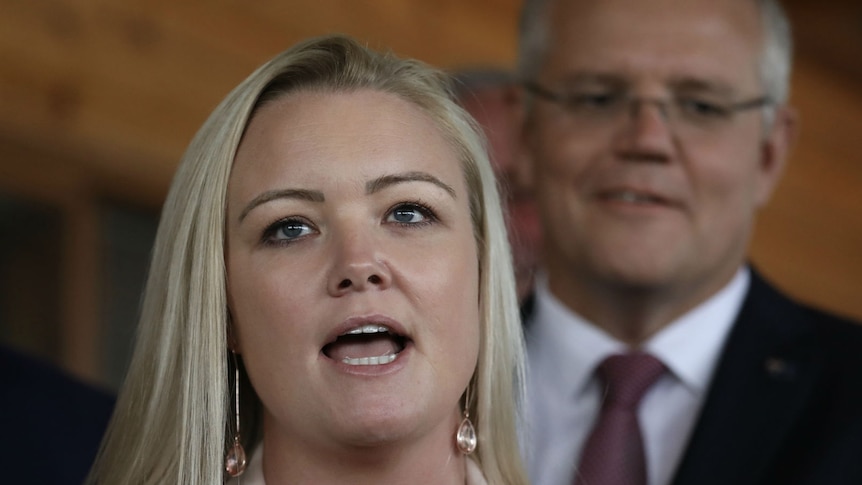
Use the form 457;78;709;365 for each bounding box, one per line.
0;0;522;206
785;0;862;85
750;55;862;320
0;0;860;383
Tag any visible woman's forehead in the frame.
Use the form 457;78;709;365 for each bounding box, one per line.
229;89;469;204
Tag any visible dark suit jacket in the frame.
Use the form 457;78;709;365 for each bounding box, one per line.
668;271;862;485
0;345;115;485
523;269;862;485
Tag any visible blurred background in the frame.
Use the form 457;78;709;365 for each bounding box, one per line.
1;0;860;391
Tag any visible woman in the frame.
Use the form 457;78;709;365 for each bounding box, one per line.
87;35;527;484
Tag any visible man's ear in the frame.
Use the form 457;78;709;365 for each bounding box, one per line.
757;105;799;207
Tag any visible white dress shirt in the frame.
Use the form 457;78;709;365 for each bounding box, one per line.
524;268;750;485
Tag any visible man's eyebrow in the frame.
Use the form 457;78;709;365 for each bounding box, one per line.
239;188;324;222
366;171;457;198
558;72;738;97
668;77;736;97
558;72;628;88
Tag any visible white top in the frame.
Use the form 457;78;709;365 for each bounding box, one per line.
524;267;749;485
227;445;488;485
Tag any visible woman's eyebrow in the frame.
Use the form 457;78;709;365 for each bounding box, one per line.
239;188;324;222
366;171;456;198
239;171;455;222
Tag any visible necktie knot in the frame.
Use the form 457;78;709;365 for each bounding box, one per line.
598;352;666;410
574;352;665;485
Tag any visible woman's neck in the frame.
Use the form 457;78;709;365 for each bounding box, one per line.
260;414;467;484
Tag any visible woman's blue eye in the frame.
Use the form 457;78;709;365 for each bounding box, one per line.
387;203;433;225
264;219;314;243
279;222;311;239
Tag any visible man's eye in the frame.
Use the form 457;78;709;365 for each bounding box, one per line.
568;92;621;110
386;203;434;225
677;97;730;119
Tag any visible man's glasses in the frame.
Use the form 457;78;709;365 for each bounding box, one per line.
524;81;773;137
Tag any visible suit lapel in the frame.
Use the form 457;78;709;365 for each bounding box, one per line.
670;271;823;485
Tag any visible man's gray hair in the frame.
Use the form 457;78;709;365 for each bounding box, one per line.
517;0;793;104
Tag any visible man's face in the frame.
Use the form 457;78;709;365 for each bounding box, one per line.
523;0;793;313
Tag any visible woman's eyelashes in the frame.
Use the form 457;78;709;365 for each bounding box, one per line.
385;201;438;227
262;217;316;246
260;201;439;247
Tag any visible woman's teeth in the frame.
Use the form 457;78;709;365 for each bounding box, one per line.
341;353;399;366
326;323;406;364
343;324;391;335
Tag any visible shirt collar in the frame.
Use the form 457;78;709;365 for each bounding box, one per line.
645;267;749;394
528;267;749;398
528;274;625;398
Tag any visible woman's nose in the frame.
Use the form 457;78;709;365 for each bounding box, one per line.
327;231;392;295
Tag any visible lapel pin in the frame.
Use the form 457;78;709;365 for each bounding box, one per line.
764;357;797;380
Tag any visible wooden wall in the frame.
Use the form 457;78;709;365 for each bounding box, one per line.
751;55;862;321
1;0;860;386
0;0;522;207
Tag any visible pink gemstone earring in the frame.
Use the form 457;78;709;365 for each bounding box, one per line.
225;351;248;477
456;382;477;454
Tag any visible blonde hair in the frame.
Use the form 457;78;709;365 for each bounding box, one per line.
88;34;527;485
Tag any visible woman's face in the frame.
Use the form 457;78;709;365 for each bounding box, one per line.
226;89;480;452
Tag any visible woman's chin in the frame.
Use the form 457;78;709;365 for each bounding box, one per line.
332;407;427;448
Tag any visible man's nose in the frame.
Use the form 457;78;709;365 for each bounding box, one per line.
614;98;676;161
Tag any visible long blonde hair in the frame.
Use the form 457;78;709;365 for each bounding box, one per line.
88;34;527;484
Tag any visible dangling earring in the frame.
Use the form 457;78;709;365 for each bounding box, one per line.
225;351;248;477
456;382;477;454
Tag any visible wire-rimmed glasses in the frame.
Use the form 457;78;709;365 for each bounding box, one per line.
524;81;773;138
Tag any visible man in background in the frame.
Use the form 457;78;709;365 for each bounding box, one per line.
455;69;542;303
515;0;862;484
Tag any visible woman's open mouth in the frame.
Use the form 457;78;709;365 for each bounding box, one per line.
322;324;409;366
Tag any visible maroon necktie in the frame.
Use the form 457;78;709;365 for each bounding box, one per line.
574;353;666;485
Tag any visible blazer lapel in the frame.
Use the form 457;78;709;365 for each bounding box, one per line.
670;271;823;485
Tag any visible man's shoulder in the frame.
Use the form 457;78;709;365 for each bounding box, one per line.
800;301;862;341
673;272;862;485
741;270;862;377
746;270;862;340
